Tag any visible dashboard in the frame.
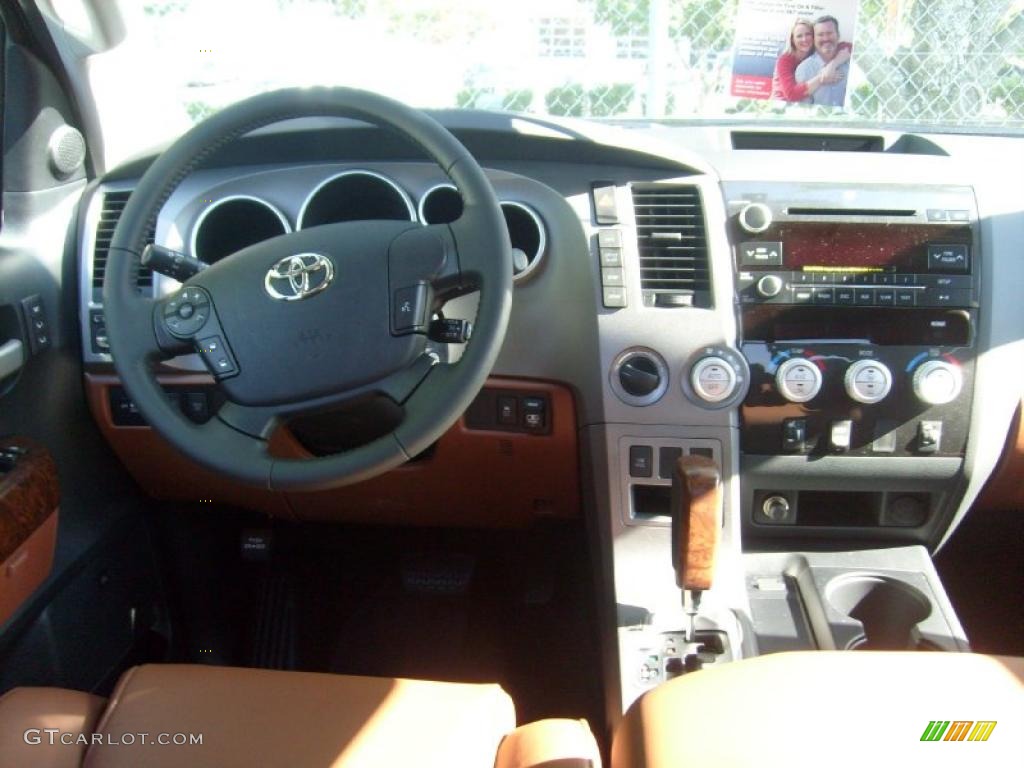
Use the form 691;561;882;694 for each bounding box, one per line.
74;113;1024;713
76;114;1023;540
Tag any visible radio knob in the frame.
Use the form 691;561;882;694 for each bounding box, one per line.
739;202;772;234
756;274;784;298
913;359;963;405
690;356;738;403
844;360;893;404
775;358;823;403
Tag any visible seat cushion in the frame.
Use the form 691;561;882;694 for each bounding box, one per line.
612;651;1024;768
0;687;107;768
84;664;516;768
494;718;602;768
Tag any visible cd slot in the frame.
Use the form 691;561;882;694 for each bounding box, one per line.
785;208;917;217
742;306;972;346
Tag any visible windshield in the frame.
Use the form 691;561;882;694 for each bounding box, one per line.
69;0;1024;164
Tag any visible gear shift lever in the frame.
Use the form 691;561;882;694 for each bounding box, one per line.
670;454;722;642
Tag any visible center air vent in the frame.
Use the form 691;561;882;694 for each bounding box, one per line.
92;190;155;293
632;184;711;308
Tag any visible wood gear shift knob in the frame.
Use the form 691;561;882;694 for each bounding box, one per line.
670;454;722;592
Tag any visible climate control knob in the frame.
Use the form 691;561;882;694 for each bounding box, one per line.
844;359;893;404
738;202;772;234
756;274;784;298
775;358;822;403
690;356;738;403
913;359;963;405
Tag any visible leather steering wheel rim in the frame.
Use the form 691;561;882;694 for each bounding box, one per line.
104;87;512;492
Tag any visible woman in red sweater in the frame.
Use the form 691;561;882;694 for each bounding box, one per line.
772;18;850;102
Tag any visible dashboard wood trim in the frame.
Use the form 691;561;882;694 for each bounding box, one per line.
0;438;59;625
0;438;58;564
84;373;580;526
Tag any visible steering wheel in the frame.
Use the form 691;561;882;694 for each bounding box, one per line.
104;88;512;492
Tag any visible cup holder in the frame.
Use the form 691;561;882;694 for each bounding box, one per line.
826;574;933;650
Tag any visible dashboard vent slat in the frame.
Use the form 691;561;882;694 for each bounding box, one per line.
632;183;711;308
92;190;155;291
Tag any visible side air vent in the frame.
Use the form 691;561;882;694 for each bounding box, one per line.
632;184;711;308
93;190;154;291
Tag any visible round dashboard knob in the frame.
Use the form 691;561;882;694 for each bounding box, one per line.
844;359;893;404
611;349;669;406
690;356;738;403
620;355;663;398
756;274;784;298
739;202;772;234
775;358;823;403
913;359;963;405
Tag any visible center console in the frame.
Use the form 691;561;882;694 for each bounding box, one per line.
727;183;979;541
591;178;980;722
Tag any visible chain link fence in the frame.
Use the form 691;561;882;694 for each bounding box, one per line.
140;0;1024;131
451;0;1024;129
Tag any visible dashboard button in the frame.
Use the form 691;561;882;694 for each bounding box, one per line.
597;230;622;248
601;267;625;287
738;241;783;267
603;287;627;308
521;397;547;431
629;445;653;478
917;420;943;454
658;447;683;479
591;184;618;224
393;284;428;332
829;420;853;452
813;288;834;304
926;209;949;222
895;290;916;306
854;288;875;306
497;396;517;426
599;248;622;267
921;275;971;291
925;288;971;307
781;418;807;453
793;287;813;304
835;288;855;305
927;244;969;273
876;289;895;306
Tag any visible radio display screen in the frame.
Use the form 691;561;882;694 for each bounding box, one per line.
769;223;971;271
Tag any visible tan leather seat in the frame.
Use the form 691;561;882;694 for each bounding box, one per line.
612;651;1024;768
0;665;600;768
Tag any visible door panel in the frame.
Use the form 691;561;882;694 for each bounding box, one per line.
0;439;58;625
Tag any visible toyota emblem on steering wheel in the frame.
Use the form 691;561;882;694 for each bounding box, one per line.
264;253;335;301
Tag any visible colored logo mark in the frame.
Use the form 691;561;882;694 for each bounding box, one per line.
921;720;997;742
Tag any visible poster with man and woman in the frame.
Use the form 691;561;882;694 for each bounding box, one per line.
729;0;858;108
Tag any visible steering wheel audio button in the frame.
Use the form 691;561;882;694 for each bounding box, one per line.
197;335;237;377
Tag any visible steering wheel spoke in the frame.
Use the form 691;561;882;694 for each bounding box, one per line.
216;401;282;441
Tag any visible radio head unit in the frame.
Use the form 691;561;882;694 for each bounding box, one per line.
727;184;979;315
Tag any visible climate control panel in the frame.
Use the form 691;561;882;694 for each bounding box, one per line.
741;344;972;457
